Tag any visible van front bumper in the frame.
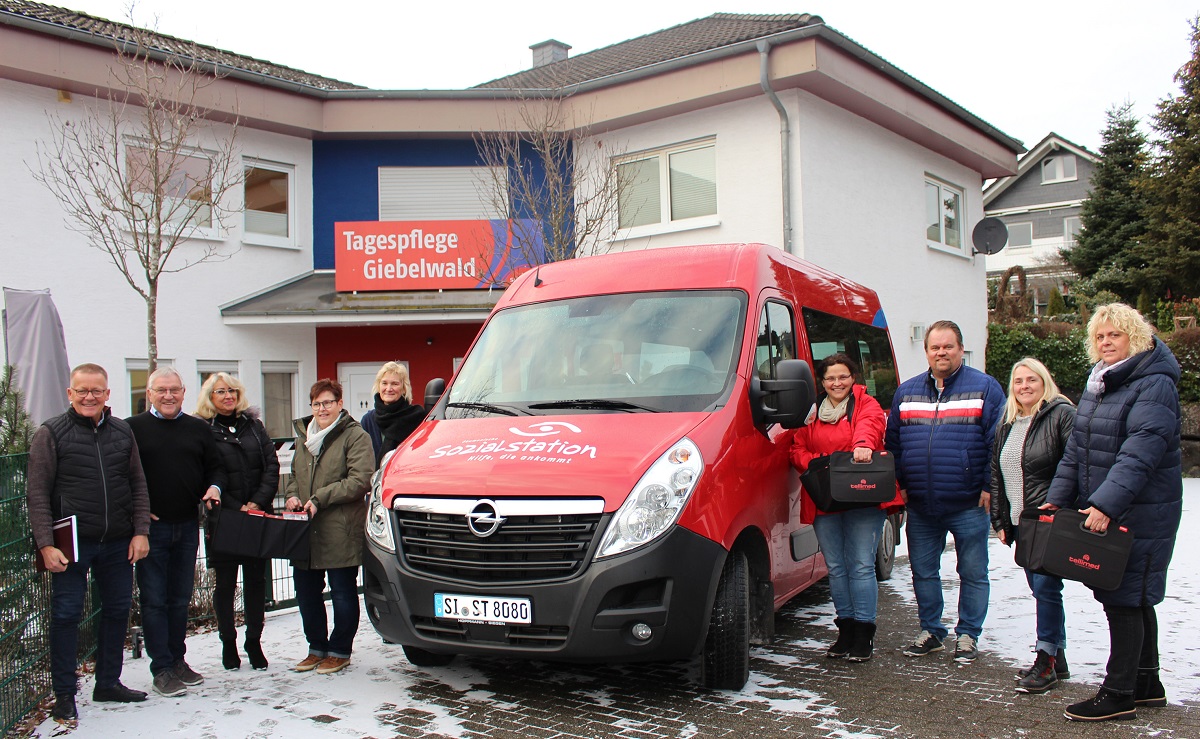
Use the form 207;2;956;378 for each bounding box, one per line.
363;525;726;663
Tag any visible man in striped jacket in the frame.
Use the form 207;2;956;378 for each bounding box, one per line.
886;320;1005;664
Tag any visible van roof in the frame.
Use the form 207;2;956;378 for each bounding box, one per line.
497;243;887;329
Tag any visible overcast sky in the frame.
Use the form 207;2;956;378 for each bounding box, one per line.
60;0;1199;153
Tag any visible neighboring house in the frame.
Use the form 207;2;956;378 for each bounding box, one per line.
1;5;1021;419
984;133;1098;315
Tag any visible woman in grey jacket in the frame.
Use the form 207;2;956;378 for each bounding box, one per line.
989;358;1074;695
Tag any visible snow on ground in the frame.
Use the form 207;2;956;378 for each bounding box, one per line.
885;478;1200;700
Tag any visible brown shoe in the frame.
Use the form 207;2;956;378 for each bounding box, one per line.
315;656;350;674
293;654;324;672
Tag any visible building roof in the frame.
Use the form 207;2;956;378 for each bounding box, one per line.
0;0;364;91
475;13;823;89
983;132;1097;207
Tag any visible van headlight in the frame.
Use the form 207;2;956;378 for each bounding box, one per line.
366;452;396;553
595;438;702;559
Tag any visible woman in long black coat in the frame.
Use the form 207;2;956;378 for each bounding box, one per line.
195;372;280;670
1046;303;1182;722
359;361;425;465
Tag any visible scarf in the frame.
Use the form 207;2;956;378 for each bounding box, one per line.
1085;356;1131;398
373;394;425;459
305;412;343;458
817;395;850;424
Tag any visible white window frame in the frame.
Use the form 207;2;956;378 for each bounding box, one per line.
261;361;299;439
124;139;221;240
1041;154;1078;184
126;357;176;416
1007;222;1033;249
1064;216;1082;245
242;158;296;249
197;360;240;389
615;138;719;239
924;176;966;256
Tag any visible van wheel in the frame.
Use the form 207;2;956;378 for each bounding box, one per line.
403;645;456;667
876;516;896;581
701;550;750;690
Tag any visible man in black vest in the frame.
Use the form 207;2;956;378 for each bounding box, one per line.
128;367;223;698
27;363;151;724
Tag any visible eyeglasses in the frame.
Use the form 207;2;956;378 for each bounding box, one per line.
151;387;184;396
311;400;338;410
71;388;107;398
213;389;239;397
822;375;854;384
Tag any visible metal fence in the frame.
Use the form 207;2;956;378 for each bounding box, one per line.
0;442;318;735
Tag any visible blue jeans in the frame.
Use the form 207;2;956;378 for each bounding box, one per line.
136;519;199;676
50;537;134;696
294;566;360;658
814;507;886;622
1011;527;1067;654
906;505;990;640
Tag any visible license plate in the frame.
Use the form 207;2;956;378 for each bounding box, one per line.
434;593;532;624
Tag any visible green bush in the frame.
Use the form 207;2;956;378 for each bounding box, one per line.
1165;327;1200;402
986;322;1091;398
1046;288;1067;318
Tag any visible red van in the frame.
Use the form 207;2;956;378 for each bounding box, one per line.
363;243;901;689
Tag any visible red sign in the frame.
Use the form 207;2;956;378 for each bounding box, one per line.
335;220;499;291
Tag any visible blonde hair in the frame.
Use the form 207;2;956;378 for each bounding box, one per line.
372;361;412;402
195;372;249;419
1086;303;1155;363
1003;357;1066;424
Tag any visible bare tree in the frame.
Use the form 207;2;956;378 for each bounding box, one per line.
31;24;242;372
474;91;634;284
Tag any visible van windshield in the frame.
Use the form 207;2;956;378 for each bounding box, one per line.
446;290;746;416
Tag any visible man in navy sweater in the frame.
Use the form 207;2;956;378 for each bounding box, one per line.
886;321;1004;664
127;367;224;698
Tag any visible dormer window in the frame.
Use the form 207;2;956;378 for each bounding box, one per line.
1041;154;1077;184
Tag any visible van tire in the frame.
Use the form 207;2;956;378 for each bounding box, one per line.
702;550;750;690
875;516;897;581
402;645;456;667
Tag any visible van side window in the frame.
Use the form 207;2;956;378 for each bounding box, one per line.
802;307;898;410
756;301;796;380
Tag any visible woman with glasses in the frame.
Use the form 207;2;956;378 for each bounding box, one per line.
790;353;902;662
359;362;425;465
195;373;279;671
284;379;375;675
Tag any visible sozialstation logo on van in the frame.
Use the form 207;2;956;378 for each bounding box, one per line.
429;422;598;464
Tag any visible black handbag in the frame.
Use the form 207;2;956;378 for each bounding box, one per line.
828;450;895;504
208;507;312;561
801;453;886;513
1014;508;1132;591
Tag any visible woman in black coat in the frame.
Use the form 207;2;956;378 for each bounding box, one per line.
195;372;280;670
359;361;425;465
989;357;1074;694
1046;304;1182;722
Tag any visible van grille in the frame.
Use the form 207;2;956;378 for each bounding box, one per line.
394;509;605;584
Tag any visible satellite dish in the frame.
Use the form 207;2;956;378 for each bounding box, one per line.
972;217;1008;255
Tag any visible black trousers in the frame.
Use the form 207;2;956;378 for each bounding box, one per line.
213;559;268;640
1102;603;1159;694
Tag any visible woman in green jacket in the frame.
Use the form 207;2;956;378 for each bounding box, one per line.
285;378;375;675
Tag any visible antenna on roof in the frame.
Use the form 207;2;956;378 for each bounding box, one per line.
533;267;543;287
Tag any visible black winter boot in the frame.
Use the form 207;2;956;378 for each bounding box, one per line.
245;638;268;670
1017;647;1069;680
221;634;241;670
1015;649;1058;694
1135;668;1167;707
1064;687;1137;722
847;621;876;662
826;618;854;659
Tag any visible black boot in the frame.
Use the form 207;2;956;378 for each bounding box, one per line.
222;634;241;670
826;617;854;659
1015;649;1058;694
245;638;268;670
1135;668;1167;707
1017;647;1069;680
847;621;875;662
1064;687;1137;722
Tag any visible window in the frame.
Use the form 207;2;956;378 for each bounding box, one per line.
1041;154;1077;184
198;360;239;389
802;308;898;411
925;178;963;251
1008;222;1033;248
127;358;174;415
617;141;717;229
378;167;505;220
755;302;796;381
261;362;298;439
244;161;292;244
126;145;213;228
1064;216;1082;245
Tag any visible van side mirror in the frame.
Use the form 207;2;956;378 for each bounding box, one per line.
423;378;446;410
750;359;815;429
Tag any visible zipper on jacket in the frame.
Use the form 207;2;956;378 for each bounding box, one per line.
93;423;110;542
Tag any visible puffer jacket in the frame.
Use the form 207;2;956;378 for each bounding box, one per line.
205;409;281;567
988;396;1075;542
1046;338;1182;607
885;363;1006;515
285;411;375;570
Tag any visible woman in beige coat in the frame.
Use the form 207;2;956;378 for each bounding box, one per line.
285;378;375;675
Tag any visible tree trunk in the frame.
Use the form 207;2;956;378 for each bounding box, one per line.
147;282;158;374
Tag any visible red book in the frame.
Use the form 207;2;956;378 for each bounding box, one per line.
37;515;78;573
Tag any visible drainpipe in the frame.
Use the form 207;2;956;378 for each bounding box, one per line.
758;39;793;254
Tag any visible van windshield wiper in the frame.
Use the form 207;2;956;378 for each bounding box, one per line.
527;399;663;413
445;401;530;417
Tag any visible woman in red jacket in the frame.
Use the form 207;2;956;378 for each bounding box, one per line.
791;353;901;662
